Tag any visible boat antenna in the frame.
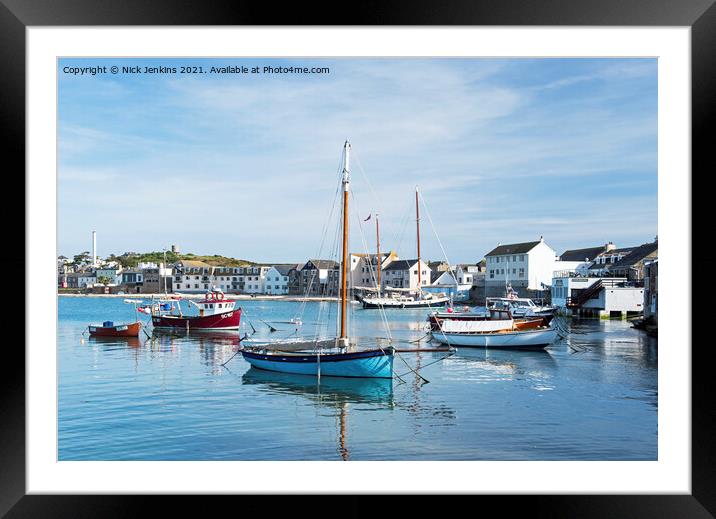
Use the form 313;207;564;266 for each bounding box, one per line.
375;212;381;297
415;185;422;291
163;248;168;296
339;140;350;349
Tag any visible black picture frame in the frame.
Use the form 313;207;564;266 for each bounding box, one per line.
3;0;707;516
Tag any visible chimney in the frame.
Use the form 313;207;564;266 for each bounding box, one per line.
540;235;544;242
92;230;97;266
605;241;616;252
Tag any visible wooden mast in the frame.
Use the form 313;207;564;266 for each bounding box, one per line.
416;186;422;289
375;213;381;296
339;140;350;347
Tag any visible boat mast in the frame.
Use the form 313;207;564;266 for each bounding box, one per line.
163;248;167;295
375;212;381;296
415;186;422;290
339;140;350;347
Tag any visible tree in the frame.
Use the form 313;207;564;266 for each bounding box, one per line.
97;276;113;286
72;251;91;266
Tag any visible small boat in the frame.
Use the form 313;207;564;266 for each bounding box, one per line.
148;288;242;331
87;299;144;337
362;289;451;309
487;296;555;319
430;314;558;350
427;305;551;331
361;187;451;310
88;320;142;337
241;141;394;378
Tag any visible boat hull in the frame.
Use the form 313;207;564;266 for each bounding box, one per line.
241;348;394;378
362;297;450;309
152;308;242;330
88;321;141;337
431;327;557;349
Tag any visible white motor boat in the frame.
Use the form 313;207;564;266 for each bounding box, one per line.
431;318;558;349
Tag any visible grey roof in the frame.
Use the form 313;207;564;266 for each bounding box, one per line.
384;259;420;271
608;242;658;269
302;259;339;270
271;264;294;276
560;246;606;262
485;241;540;256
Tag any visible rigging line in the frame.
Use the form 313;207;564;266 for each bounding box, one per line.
352;148;385;216
350;187;393;341
304;170;344;333
298;147;346;320
396;349;455;378
413;188;457;352
418;189;454;273
391;196;414;259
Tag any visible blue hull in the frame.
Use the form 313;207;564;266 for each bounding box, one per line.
241;348;394;379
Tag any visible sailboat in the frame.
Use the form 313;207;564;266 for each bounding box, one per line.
361;187;451;309
241;141;395;379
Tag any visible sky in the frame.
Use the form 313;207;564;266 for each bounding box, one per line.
58;57;657;264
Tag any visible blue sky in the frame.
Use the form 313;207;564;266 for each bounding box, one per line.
58;58;657;264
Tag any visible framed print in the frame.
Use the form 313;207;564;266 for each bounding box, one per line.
3;0;708;515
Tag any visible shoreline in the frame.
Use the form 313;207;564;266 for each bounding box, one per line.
57;292;339;302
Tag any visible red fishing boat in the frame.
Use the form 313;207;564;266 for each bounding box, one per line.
88;321;142;337
148;289;242;331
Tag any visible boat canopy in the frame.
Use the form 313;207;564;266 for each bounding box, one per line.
440;319;514;333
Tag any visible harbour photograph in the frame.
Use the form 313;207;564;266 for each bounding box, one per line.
56;56;658;463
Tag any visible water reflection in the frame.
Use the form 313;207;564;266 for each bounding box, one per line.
241;367;395;460
147;329;242;372
443;348;557;384
241;367;394;405
86;335;142;349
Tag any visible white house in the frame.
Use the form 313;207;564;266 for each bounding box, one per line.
424;265;473;301
484;237;556;298
78;273;97;288
264;265;292;295
381;259;431;291
350;251;398;289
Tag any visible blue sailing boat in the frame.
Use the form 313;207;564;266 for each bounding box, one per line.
241;141;395;379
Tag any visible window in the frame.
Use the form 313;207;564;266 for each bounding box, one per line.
513;255;517;262
194;284;198;289
489;270;494;279
519;268;525;278
520;255;525;261
513;268;516;274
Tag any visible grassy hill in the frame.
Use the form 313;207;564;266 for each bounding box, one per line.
108;251;257;268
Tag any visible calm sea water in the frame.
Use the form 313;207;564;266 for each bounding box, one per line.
58;296;657;461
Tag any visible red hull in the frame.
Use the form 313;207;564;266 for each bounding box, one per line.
89;321;142;337
152;308;242;330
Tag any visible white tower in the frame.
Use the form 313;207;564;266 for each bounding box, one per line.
92;230;97;266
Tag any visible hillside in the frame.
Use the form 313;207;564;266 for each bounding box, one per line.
108;251;257;268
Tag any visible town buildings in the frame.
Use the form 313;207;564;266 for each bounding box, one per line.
551;239;657;318
297;260;340;296
381;259;431;291
484;237;556;298
264;265;293;295
643;259;658;325
350;251;397;289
